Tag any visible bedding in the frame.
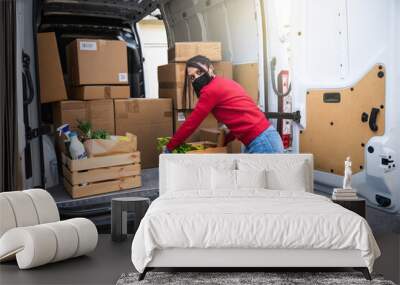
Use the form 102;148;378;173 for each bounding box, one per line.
236;169;267;189
264;162;308;191
166;160;236;193
212;169;237;190
131;190;380;273
238;159;310;191
168;163;212;191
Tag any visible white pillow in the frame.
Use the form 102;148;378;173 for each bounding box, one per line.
168;162;211;191
265;162;308;191
236;169;267;189
211;168;237;191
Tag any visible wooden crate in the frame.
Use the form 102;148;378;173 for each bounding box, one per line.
62;152;142;198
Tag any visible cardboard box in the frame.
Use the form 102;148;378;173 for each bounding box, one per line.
53;100;115;135
158;61;232;109
158;63;196;109
37;32;68;103
114;99;173;168
174;110;219;142
233;63;259;104
85;100;115;135
66;39;128;86
213;61;233;79
168;42;222;62
199;128;225;146
227;139;243;153
71;85;130;100
53;101;87;131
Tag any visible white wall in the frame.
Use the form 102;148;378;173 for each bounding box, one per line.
161;0;260;64
136;16;168;98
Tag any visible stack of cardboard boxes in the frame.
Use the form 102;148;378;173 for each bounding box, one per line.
54;37;145;197
41;35;174;170
158;42;233;143
37;32;174;198
52;38;131;140
36;34;254;198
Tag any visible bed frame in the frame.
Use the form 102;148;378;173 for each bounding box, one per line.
140;248;371;280
138;154;372;281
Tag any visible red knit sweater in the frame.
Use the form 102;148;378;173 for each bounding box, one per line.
166;76;270;151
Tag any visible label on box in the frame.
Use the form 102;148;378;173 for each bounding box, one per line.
177;112;186;122
118;73;128;82
79;41;97;51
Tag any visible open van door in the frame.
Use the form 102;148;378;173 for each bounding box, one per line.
13;0;159;190
263;0;399;214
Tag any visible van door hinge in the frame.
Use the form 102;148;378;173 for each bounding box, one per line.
26;125;51;141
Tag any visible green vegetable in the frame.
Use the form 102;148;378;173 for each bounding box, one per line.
77;120;110;140
157;137;206;153
157;137;171;151
77;120;92;139
91;129;110;140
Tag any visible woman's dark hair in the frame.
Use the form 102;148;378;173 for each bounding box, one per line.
186;55;212;72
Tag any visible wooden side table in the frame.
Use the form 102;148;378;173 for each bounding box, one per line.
111;197;150;242
332;198;366;218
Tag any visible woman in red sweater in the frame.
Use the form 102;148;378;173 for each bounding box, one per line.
165;55;283;154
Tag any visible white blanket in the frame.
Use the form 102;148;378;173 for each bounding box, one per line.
131;190;380;272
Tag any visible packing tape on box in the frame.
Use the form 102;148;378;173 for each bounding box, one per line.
105;86;111;98
164;111;173;118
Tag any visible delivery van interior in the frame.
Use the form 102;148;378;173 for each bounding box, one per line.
1;0;399;284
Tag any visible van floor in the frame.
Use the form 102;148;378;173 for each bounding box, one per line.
51;168;159;206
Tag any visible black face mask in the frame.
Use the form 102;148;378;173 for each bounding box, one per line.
192;71;213;97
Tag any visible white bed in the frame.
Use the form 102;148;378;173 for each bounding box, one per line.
131;154;380;280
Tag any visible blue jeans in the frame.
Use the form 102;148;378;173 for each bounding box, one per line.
244;125;284;153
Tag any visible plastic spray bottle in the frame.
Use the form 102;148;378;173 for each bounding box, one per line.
57;124;87;160
68;132;87;160
57;124;72;141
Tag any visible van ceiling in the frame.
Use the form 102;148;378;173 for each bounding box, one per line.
39;0;159;31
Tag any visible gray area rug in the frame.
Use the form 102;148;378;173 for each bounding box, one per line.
116;271;396;285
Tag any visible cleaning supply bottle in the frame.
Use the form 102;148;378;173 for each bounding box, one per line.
57;124;72;141
69;132;87;160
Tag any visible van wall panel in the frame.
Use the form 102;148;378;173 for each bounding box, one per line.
162;0;259;64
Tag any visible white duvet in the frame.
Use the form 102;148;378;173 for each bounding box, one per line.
131;190;380;273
